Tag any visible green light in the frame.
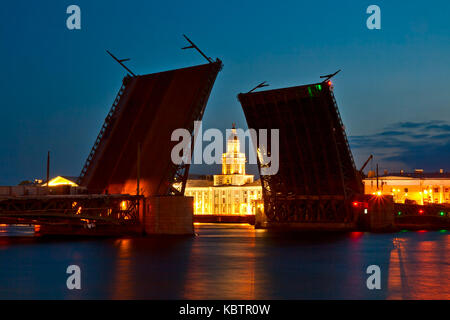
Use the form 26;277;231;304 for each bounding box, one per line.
400;230;408;233
440;230;447;233
308;87;313;97
316;84;322;91
398;211;402;216
440;212;445;216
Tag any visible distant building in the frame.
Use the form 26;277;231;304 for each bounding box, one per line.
185;124;262;215
364;169;450;205
0;176;82;197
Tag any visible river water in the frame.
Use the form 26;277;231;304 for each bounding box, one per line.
0;223;448;299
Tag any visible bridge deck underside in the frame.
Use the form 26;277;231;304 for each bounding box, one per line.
80;61;222;196
239;83;363;223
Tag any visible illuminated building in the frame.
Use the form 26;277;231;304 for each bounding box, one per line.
185;124;262;215
363;170;450;205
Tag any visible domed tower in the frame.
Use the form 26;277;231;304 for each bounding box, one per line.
214;123;254;186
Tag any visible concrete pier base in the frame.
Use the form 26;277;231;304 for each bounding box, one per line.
255;205;268;229
366;196;396;232
143;196;194;235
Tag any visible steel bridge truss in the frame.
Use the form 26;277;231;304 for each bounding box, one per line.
78;60;223;197
166;60;223;196
78;76;133;185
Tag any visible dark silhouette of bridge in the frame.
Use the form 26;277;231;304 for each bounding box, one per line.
239;81;365;228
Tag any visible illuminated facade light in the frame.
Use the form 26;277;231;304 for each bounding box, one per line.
42;176;79;187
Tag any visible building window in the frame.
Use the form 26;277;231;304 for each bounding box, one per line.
434;188;439;193
404;188;408;193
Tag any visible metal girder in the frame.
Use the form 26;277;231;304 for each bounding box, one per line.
166;60;223;196
239;82;363;224
0;195;142;225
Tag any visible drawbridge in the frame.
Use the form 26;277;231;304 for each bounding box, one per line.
238;81;364;227
78;60;222;197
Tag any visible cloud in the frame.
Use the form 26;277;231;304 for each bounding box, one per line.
349;120;450;172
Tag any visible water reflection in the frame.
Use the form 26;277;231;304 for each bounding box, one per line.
183;224;259;299
387;232;450;299
387;237;409;299
112;239;134;299
0;224;448;299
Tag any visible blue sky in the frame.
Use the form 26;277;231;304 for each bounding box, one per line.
0;0;449;184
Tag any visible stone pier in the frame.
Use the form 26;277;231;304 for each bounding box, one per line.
142;196;194;235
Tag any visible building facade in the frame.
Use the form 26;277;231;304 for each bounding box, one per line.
364;170;450;205
185;125;262;215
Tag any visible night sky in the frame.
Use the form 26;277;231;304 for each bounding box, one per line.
1;1;449;184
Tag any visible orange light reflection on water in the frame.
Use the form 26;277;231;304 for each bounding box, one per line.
183;224;260;299
387;232;450;299
112;239;134;299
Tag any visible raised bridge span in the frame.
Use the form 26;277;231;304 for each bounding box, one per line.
79;60;223;196
238;81;365;229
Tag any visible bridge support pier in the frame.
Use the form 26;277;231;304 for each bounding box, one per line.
366;196;396;232
143;196;194;235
